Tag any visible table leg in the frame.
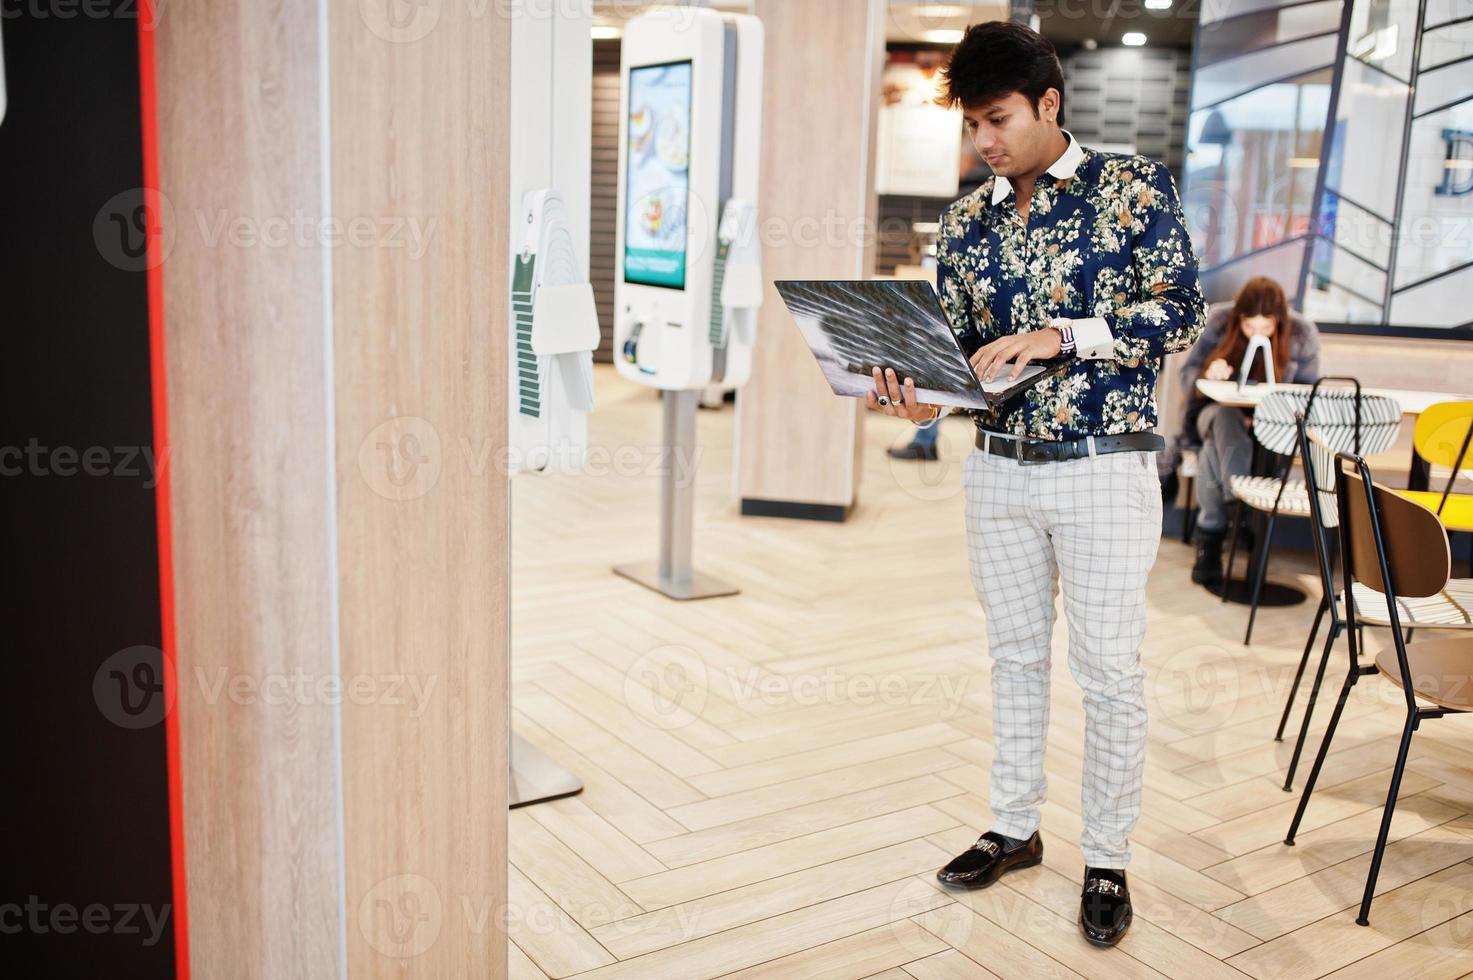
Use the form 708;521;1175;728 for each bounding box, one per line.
1408;447;1431;492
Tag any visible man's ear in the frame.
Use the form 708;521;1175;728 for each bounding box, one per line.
1038;87;1061;123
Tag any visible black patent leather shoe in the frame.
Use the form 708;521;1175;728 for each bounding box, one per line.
1079;867;1132;946
935;830;1043;889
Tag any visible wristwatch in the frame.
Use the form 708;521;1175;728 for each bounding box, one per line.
1050;318;1077;356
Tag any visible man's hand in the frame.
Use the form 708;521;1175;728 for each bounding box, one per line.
970;327;1062;383
865;367;938;421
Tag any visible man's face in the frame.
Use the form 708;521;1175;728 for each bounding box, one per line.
961;90;1061;179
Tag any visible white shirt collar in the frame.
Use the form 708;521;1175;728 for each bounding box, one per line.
990;129;1085;206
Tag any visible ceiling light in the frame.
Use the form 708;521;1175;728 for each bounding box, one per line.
591;25;621;40
923;28;965;43
1144;0;1172;8
1122;32;1147;46
916;4;968;15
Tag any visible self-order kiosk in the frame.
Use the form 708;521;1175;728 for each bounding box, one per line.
612;6;764;601
614;6;763;390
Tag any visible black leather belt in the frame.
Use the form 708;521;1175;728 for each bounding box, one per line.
974;428;1164;464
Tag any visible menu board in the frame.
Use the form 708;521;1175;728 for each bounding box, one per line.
624;60;692;290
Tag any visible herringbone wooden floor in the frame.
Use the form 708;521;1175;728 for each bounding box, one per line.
508;365;1473;980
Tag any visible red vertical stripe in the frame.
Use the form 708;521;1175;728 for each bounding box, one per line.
136;4;189;977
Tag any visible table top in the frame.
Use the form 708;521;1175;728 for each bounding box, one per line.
1195;379;1472;416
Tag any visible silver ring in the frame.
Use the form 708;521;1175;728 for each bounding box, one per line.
877;395;890;406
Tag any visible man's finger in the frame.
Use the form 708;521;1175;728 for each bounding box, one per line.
1008;354;1033;380
983;343;1018;382
885;368;903;406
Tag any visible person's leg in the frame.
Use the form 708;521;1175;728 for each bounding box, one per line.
911;420;939;450
1194;403;1252;533
962;448;1059;842
1048;450;1161;869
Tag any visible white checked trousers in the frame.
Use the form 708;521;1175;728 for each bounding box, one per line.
962;441;1162;869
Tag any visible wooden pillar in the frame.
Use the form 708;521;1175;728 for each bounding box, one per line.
736;0;887;521
155;0;510;975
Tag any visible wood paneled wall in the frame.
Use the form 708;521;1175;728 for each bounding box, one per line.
329;0;509;975
735;0;888;515
156;1;510;975
155;3;341;974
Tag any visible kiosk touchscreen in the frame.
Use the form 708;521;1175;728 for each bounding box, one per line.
624;61;693;292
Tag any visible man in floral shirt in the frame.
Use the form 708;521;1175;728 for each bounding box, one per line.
868;22;1204;947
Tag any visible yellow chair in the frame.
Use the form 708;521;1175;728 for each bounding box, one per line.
1397;400;1473;533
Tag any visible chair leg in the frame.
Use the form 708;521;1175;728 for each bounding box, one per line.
1222;502;1245;604
1283;620;1342;791
1244;509;1280;645
1356;712;1418;926
1275;596;1327;743
1285;666;1357;845
1180;476;1195;544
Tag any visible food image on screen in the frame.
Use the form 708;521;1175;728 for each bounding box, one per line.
624;60;692;290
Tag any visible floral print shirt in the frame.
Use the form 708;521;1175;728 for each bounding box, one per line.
936;133;1206;439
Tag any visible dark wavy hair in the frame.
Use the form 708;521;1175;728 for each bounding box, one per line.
940;21;1066;126
1207;277;1294;380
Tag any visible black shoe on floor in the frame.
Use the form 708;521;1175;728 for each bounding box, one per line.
1192;528;1225;587
1079;867;1132;947
887;443;939;461
935;830;1042;889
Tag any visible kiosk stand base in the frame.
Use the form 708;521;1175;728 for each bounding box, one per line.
510;732;584;808
613;388;739;601
613;559;739;601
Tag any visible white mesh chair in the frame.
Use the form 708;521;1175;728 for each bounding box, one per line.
1222;381;1402;644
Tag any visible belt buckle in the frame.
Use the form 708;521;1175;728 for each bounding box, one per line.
1017;439;1053;465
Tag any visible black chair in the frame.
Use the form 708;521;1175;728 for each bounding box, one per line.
1283;443;1473;926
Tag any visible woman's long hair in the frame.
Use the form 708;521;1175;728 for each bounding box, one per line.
1205;277;1293;381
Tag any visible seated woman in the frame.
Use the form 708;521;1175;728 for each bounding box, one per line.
1178;277;1320;587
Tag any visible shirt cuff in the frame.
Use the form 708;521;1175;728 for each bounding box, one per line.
1071;317;1114;360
